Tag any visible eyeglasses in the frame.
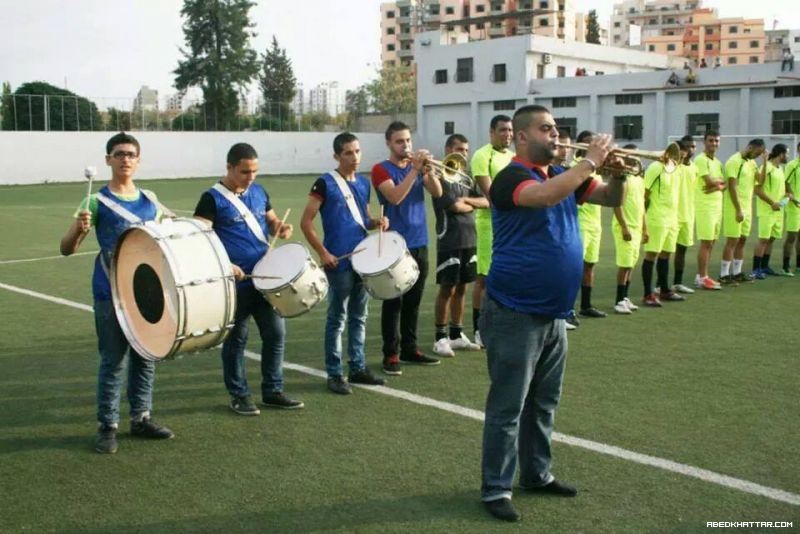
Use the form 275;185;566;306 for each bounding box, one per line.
111;151;138;160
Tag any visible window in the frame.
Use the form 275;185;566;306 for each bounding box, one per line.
614;21;621;27
729;26;738;33
772;110;800;135
537;64;545;78
615;93;643;105
434;69;448;84
614;115;643;140
429;4;440;14
540;1;548;7
492;63;507;82
540;18;549;26
744;28;751;34
476;4;485;12
705;27;713;35
557;65;566;77
705;43;713;50
688;90;720;102
667;44;676;51
445;6;454;14
494;100;516;111
649;18;657;24
728;57;737;64
775;86;800;98
690;44;698;51
795;36;800;43
445;121;455;135
476;22;485;29
750;40;759;48
456;57;474;82
649;45;656;52
387;10;395;18
553;97;576;108
554;117;577;139
729;41;738;49
387;44;395;51
749;56;759;64
687;113;719;135
387;27;395;35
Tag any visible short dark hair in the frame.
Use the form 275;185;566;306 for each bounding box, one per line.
769;143;788;159
558;130;571;140
704;130;720;140
680;135;694;144
227;143;258;166
445;133;469;150
576;130;594;144
490;114;512;130
748;138;765;148
385;121;410;141
333;132;358;155
512;104;550;133
679;139;694;151
106;132;140;155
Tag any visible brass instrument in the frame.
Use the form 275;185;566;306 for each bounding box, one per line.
556;142;682;175
408;151;473;184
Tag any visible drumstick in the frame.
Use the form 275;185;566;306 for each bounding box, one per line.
378;205;384;257
270;208;291;250
335;247;366;261
245;274;281;280
83;166;97;211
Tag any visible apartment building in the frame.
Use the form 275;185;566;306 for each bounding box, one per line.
765;29;800;63
611;0;703;48
380;0;590;66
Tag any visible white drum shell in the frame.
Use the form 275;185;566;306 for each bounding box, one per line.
111;218;236;361
252;243;328;318
351;231;420;300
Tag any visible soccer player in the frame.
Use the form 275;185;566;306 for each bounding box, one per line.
431;134;486;357
572;131;606;318
641;145;686;306
672;136;697;294
753;144;789;278
60;132;174;454
611;145;646;314
781;142;800;275
194;143;304;415
471;115;514;347
720;139;766;284
372;121;444;374
300;132;389;395
693;131;725;290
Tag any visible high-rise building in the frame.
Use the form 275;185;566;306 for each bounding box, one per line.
610;0;702;48
765;29;800;63
290;83;306;116
164;93;183;113
133;85;158;112
380;0;591;67
308;82;346;117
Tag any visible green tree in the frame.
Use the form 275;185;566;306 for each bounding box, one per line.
105;107;132;131
0;82;12;130
586;9;601;44
259;36;297;131
173;0;260;131
1;81;102;131
368;64;416;115
298;110;330;132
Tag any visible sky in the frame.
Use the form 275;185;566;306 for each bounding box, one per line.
0;0;797;107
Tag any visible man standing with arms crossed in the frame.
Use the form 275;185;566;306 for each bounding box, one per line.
470;115;514;347
693;131;725;290
672;136;698;294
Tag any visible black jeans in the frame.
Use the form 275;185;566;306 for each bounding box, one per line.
381;246;428;357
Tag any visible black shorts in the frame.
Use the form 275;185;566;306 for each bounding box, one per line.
436;247;477;286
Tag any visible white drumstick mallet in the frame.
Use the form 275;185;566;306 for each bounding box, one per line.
83;166;97;211
378;204;384;258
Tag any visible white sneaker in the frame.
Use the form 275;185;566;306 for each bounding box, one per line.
623;297;639;311
672;283;695;294
474;330;484;348
565;321;576;331
432;338;455;357
449;332;480;351
614;300;633;314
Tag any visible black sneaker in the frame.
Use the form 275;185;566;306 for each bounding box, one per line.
262;392;304;410
719;275;739;287
399;351;441;366
95;424;118;454
348;367;386;386
130;417;174;439
483;498;521;522
382;354;403;375
230;394;261;415
521;478;578;497
327;375;353;395
566;311;580;328
579;306;607;318
734;272;755;283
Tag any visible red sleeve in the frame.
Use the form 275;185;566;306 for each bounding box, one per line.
371;163;391;189
512;180;539;206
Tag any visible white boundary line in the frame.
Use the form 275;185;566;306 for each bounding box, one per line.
1;280;798;507
0;250;98;265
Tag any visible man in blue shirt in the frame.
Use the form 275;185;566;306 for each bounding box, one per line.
371;121;443;375
194;143;303;415
480;106;624;522
300;132;389;394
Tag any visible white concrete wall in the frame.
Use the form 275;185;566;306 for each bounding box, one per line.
0;131;388;185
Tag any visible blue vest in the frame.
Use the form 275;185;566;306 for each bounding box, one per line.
486;164;583;318
319;172;370;272
208;183;271;287
92;186;158;301
374;161;428;249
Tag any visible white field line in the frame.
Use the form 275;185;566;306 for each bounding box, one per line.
1;280;798;507
0;250;98;265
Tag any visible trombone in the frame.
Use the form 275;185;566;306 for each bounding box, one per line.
556;142;682;175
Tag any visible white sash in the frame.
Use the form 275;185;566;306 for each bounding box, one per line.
96;192;142;224
330;170;367;231
212;183;269;245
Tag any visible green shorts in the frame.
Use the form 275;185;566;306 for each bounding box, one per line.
677;219;694;248
581;228;601;264
644;224;678;254
695;208;722;241
786;205;800;233
758;213;783;240
722;205;752;239
476;217;493;276
612;226;642;268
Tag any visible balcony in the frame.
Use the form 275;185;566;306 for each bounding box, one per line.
489;25;506;37
398;48;414;59
399;31;413;40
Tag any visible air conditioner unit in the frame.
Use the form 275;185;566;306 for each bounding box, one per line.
543;53;552;64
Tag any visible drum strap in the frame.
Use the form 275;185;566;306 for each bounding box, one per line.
330;170;367;232
96;192;142;224
212;183;268;245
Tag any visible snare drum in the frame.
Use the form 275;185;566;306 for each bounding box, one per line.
351;231;419;300
251;243;328;318
111;218;236;362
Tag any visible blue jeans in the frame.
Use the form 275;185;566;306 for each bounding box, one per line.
325;268;370;377
94;299;155;426
479;295;568;501
221;284;285;398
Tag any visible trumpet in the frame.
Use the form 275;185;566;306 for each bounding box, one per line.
407;151;473;184
556;142;682;175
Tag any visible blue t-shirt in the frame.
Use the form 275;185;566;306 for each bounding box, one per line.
486;159;596;318
371;160;428;249
309;172;371;272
